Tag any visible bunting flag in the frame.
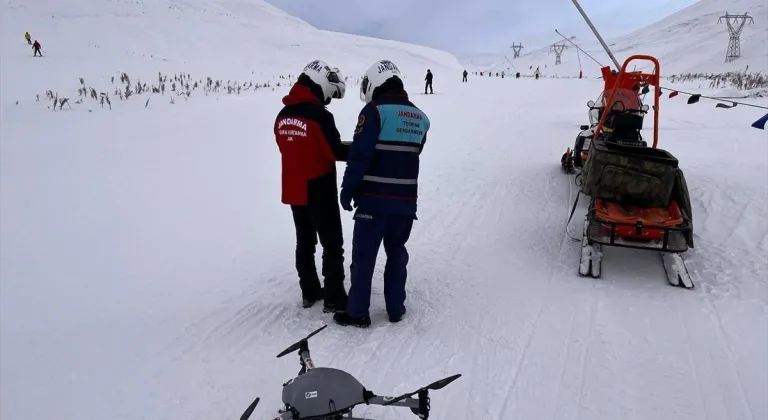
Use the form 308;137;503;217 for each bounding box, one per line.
715;102;738;109
616;81;768;128
752;113;768;130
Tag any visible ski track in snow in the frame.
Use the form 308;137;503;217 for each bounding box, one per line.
2;15;768;420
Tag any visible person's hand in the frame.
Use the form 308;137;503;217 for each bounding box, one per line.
340;189;353;212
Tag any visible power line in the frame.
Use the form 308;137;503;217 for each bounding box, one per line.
553;29;768;110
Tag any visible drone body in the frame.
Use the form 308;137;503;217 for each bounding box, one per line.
240;325;461;420
281;367;366;418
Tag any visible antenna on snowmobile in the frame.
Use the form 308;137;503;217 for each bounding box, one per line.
570;0;621;70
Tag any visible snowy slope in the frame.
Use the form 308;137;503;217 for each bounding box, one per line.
0;0;462;103
2;1;768;420
460;0;767;78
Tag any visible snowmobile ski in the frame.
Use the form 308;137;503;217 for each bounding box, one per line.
661;252;694;289
578;217;602;278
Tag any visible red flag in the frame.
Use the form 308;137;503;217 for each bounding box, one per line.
669;91;679;98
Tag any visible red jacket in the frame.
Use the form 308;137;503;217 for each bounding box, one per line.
274;83;348;205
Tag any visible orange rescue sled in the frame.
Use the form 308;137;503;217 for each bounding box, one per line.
576;55;694;288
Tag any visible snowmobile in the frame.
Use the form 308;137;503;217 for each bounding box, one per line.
239;325;462;420
561;66;650;173
574;55;695;289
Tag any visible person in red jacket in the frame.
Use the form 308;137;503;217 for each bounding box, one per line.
274;60;349;312
32;40;42;57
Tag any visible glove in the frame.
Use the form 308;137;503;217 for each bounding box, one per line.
340;189;354;212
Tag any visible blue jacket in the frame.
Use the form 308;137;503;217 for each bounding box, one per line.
341;90;430;215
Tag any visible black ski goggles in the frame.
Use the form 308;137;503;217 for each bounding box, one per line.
327;67;344;99
327;69;342;84
360;76;370;101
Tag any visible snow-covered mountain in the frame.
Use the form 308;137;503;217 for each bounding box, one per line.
460;0;767;77
0;0;462;102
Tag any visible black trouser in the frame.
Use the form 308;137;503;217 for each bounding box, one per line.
33;48;41;57
424;80;433;93
462;75;467;82
290;181;346;301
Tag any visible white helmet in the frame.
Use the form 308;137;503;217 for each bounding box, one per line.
301;60;346;103
360;60;402;103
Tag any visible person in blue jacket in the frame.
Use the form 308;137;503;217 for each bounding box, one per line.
334;60;430;328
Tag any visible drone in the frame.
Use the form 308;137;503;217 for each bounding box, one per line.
240;325;461;420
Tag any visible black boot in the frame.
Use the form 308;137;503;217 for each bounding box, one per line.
323;290;348;313
388;308;406;323
333;312;371;328
302;287;324;308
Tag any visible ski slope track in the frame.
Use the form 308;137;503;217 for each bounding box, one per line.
461;0;767;78
1;1;767;420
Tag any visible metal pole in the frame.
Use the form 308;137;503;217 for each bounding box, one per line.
570;0;621;69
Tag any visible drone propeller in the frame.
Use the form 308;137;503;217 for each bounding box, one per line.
276;325;328;358
239;397;260;420
381;374;462;406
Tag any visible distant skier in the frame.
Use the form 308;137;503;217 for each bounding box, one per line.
534;67;541;79
424;69;433;94
24;32;31;45
501;71;505;79
516;72;521;78
32;40;42;57
335;59;430;328
274;59;350;313
462;70;468;82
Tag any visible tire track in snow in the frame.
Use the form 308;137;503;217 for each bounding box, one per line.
495;231;570;419
698;296;759;420
573;292;597;420
673;293;710;419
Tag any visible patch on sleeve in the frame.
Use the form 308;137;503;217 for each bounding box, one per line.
354;114;365;134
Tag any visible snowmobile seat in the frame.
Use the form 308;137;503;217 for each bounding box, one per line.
606;111;643;133
600;112;646;146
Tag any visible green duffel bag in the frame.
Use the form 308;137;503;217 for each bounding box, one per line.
581;139;679;208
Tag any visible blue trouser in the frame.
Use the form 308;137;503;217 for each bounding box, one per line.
346;213;414;318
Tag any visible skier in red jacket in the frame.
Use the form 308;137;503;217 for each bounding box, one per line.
274;60;349;312
32;40;42;57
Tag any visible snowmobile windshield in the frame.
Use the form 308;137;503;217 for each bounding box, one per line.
602;88;641;112
588;93;604;126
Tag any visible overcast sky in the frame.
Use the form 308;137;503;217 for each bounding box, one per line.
266;0;698;56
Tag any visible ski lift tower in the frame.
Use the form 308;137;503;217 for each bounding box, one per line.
718;12;754;62
511;43;524;58
551;44;568;65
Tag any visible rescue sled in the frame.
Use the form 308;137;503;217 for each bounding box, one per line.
575;55;695;289
239;325;461;420
561;66;650;173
